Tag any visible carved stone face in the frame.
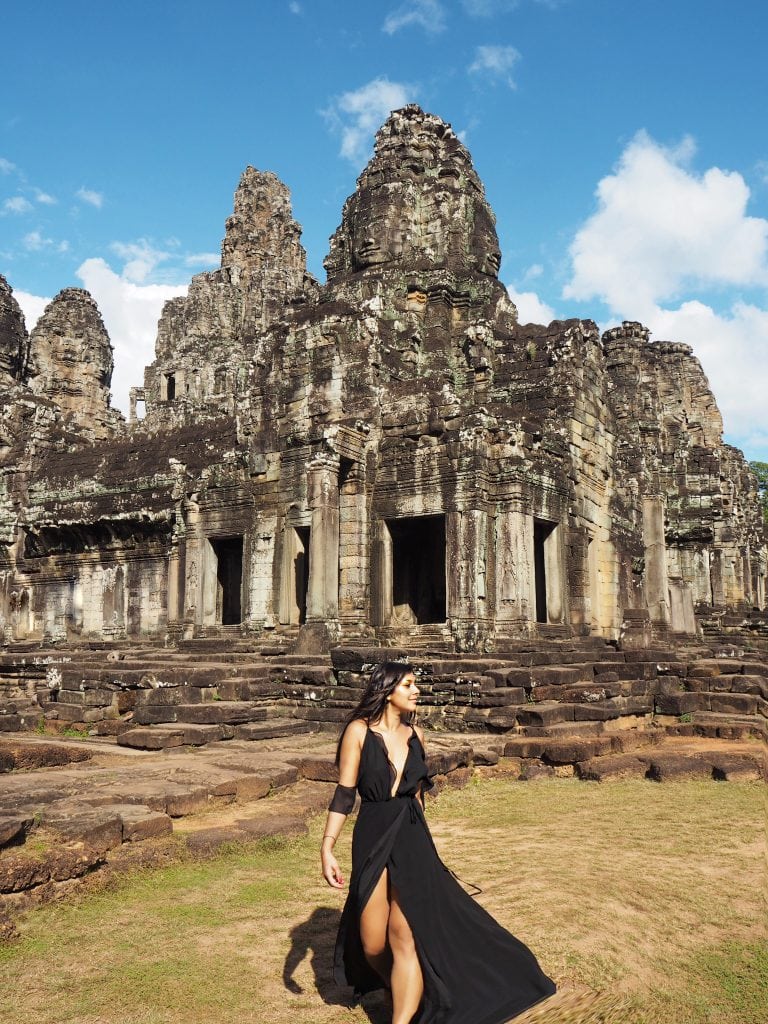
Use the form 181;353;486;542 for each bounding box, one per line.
326;107;503;281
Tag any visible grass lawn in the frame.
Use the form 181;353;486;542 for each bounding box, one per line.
0;777;764;1024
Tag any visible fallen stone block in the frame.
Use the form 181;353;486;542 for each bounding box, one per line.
234;814;309;839
0;816;31;850
233;720;312;741
286;756;339;782
117;727;187;749
576;754;649;782
519;762;556;781
645;753;713;781
0;741;92;772
46;806;124;854
111;804;173;842
709;753;766;782
515;703;576;728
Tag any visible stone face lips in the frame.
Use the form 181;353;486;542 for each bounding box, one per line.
0;274;30;383
27;288;123;442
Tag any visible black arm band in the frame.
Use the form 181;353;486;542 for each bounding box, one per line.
328;784;356;815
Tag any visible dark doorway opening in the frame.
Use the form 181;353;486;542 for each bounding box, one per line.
534;520;555;623
294;526;310;625
212;536;243;625
388;515;446;624
164;373;176;401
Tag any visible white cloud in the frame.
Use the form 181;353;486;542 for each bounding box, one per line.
110;240;172;284
383;0;446;35
506;285;555;325
462;0;517;14
0;158;16;175
76;187;104;209
184;252;220;267
3;196;33;214
324;78;416;165
523;263;543;281
22;231;49;250
34;189;57;205
76;257;187;415
288;1;302;12
563;131;768;313
562;131;768;460
14;289;51;332
468;45;521;87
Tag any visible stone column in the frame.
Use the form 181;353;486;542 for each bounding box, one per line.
642;496;670;625
182;498;204;633
339;462;368;624
306;454;340;622
542;524;566;624
371;519;393;626
451;510;487;623
494;509;536;625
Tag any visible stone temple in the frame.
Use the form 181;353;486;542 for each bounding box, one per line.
1;106;765;658
2;112;767;913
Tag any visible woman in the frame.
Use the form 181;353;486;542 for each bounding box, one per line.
321;661;556;1024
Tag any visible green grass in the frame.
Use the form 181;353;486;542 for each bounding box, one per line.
0;778;764;1024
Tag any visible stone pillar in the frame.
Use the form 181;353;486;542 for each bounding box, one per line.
306;455;340;622
494;509;536;624
451;510;487;623
167;543;183;623
339;462;368;624
182;499;204;633
371;519;393;626
642;496;670;625
544;524;565;623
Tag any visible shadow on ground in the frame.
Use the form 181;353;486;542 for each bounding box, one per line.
283;906;389;1024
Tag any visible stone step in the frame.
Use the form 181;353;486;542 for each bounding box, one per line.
233;720;313;741
133;702;269;726
683;711;766;741
117;723;232;749
655;692;763;716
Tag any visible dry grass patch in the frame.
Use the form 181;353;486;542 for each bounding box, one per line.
0;778;764;1024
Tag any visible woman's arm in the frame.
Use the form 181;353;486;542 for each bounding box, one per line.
320;719;365;888
414;724;432;808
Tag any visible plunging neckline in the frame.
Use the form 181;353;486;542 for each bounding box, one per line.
367;724;415;798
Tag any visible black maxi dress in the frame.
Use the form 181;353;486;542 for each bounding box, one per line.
333;724;556;1024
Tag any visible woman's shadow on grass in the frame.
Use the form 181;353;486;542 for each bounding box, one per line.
283;907;389;1024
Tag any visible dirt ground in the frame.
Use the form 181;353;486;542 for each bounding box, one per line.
0;776;765;1024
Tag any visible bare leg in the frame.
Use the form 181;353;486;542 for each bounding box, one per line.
359;868;393;984
388;885;423;1024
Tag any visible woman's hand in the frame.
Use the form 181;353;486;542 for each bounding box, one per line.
321;848;345;888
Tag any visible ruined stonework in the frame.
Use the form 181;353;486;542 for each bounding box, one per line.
0;106;765;659
27;288;123;442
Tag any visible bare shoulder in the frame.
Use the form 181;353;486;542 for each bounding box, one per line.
343;718;368;746
414;724;426;747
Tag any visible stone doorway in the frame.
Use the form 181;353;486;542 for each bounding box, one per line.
210;537;243;625
388;515;446;625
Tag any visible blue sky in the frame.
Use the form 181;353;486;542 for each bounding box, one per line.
2;0;767;460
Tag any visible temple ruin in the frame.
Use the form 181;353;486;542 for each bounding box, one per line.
1;107;765;659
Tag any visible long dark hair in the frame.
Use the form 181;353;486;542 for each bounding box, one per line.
335;661;415;765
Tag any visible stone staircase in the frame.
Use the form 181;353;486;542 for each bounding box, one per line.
1;636;766;771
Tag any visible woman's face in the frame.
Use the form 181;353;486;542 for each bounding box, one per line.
389;672;420;714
